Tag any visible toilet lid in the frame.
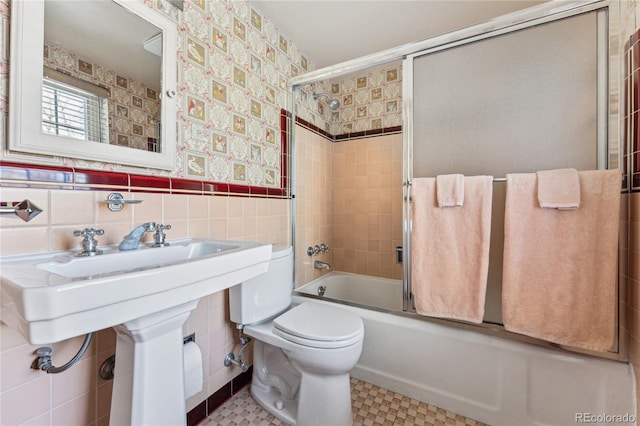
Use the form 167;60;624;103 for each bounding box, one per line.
273;302;364;349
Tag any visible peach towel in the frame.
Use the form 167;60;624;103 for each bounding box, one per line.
536;168;580;209
436;174;464;207
411;176;493;323
502;170;621;351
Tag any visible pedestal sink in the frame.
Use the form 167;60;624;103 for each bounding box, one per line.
0;238;272;425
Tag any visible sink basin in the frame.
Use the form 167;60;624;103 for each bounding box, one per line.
1;238;272;344
37;240;238;278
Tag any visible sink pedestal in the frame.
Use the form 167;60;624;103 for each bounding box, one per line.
109;300;199;426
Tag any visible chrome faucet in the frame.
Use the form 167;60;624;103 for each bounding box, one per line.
314;261;332;270
118;222;156;251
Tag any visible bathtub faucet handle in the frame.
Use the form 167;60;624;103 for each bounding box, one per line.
320;244;330;253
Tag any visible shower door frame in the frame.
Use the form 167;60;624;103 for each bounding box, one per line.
402;4;624;361
289;0;626;361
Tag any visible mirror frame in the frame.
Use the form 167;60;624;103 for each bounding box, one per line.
9;0;178;170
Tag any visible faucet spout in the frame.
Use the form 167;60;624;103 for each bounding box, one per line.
119;222;156;251
314;261;332;270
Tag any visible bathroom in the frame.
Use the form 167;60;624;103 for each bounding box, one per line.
1;0;640;425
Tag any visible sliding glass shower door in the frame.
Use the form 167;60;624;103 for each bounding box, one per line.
405;9;607;324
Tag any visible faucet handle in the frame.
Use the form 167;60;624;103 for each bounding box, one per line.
73;228;105;238
73;228;104;256
151;223;171;247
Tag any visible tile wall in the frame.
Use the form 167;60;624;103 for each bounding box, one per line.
293;124;403;286
0;186;290;425
331;134;403;279
294;125;334;285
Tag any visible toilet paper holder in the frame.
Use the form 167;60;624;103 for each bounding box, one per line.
183;333;195;345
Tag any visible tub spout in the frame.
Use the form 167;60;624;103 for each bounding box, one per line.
314;261;331;270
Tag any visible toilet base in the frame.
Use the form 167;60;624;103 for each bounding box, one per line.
251;382;298;425
250;368;354;426
243;315;361;426
296;371;353;426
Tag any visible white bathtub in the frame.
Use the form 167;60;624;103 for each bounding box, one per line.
296;271;403;311
294;272;636;426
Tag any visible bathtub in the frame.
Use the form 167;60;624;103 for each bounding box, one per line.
296;271;403;311
294;272;636;426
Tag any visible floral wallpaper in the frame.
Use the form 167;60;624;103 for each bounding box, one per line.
43;43;162;152
295;64;403;137
1;0;404;186
0;0;317;188
330;65;403;135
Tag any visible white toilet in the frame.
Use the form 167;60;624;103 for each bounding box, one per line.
229;245;364;426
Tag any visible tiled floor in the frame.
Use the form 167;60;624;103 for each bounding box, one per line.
204;378;487;426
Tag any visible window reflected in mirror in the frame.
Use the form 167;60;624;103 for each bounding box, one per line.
42;69;109;143
43;0;162;152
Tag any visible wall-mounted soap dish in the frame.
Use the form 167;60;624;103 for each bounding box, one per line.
102;193;142;212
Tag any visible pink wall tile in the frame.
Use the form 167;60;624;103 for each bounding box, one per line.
0;227;50;255
1;377;51;425
52;390;96;426
52;356;96;406
50;190;96;225
163;194;189;221
131;192;163;223
189;195;209;220
0;344;45;392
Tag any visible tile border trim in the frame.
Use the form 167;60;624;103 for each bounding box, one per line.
0;109;398;195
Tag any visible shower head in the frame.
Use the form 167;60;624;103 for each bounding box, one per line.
312;92;340;111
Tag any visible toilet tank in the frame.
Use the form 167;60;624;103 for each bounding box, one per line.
229;245;294;325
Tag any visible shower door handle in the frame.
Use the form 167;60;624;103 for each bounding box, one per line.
395;246;403;264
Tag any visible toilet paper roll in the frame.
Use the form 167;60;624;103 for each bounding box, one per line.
183;341;203;399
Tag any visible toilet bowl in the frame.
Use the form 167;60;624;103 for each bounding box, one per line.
229;246;364;425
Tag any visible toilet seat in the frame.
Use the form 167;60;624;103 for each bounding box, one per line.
272;302;364;349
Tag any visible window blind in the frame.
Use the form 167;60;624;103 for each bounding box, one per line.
42;74;109;143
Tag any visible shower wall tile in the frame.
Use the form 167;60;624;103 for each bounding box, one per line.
332;134;403;280
294;125;333;286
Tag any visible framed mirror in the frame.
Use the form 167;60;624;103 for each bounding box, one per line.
9;0;178;170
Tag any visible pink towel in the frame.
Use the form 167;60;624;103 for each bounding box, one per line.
436;174;464;207
411;176;493;323
502;170;621;351
536;168;580;209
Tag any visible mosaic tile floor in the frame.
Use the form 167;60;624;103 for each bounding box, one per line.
204;377;487;426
